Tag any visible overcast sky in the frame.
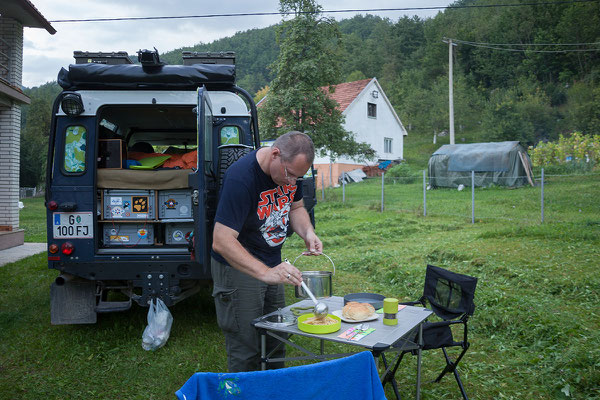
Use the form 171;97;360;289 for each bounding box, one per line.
23;0;452;88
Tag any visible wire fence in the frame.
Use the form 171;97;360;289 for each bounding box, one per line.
317;170;600;225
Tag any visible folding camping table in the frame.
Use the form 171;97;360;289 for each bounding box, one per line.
252;296;433;400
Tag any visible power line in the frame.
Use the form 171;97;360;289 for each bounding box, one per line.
447;38;600;53
452;39;600;47
48;0;600;23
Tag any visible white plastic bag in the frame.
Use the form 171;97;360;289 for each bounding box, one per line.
142;298;173;351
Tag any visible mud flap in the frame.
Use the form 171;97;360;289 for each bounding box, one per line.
50;280;97;325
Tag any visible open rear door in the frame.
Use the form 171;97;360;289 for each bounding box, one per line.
190;86;213;270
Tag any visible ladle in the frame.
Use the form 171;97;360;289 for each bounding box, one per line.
300;280;329;319
285;258;329;319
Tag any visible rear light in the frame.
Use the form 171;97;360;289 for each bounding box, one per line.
47;201;58;211
49;244;59;254
61;242;74;255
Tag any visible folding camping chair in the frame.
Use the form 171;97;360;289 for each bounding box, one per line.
384;264;478;400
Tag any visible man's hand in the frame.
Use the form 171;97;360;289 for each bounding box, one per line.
302;231;323;255
259;261;302;286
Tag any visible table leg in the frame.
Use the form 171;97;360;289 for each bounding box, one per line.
416;323;423;400
261;333;267;371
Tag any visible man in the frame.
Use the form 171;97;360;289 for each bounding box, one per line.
211;131;322;372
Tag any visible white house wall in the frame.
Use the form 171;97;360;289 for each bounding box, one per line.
314;80;405;165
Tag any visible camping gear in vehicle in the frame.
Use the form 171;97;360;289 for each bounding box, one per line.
297;313;341;334
159;190;192;219
103;224;154;246
165;223;193;245
129;155;171;170
343;293;386;310
98;139;126;169
293;253;335;299
103;189;155;220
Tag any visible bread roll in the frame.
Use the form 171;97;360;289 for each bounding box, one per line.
342;301;375;320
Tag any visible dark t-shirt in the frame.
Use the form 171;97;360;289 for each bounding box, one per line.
212;149;303;267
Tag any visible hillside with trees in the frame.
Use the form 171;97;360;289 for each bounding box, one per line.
20;0;600;187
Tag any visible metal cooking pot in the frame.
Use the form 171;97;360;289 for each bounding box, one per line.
293;253;335;299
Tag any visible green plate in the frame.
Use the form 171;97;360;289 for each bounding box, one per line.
130;155;171;169
297;313;341;334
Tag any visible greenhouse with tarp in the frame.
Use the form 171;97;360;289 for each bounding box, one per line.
428;141;534;188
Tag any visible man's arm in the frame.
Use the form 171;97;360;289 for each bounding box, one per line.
212;222;302;285
289;199;323;255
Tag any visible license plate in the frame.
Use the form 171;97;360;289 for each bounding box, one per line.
53;212;93;239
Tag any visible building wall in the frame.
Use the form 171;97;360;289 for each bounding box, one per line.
313;163;364;189
312;80;406;188
0;18;24;229
338;81;405;164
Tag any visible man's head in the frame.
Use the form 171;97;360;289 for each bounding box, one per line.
272;131;315;165
269;131;314;186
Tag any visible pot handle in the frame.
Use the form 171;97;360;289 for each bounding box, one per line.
292;253;335;275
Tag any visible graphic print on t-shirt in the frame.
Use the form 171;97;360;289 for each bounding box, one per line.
257;184;297;247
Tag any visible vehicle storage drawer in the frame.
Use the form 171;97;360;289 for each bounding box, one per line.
158;189;192;219
103;224;154;246
103;190;155;220
165;223;193;245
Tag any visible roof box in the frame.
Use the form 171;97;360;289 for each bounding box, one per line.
73;51;133;65
182;51;235;66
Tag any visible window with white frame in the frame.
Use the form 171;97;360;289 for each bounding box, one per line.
367;102;377;118
384;137;393;154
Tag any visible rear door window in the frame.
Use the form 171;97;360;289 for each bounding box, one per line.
63;125;87;173
220;126;240;145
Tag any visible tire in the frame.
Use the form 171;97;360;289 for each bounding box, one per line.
218;145;252;189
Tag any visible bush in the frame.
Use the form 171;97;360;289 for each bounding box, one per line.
529;132;600;172
385;163;421;184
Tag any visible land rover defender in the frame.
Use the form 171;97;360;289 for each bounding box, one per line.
46;49;316;324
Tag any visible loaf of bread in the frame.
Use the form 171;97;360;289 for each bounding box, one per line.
342;301;375;320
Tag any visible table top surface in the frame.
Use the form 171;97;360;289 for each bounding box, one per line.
253;296;433;350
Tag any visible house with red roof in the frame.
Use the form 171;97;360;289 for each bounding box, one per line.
313;77;407;188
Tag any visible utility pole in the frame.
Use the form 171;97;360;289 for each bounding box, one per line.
443;38;457;145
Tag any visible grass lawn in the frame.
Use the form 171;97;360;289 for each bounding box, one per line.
19;196;47;242
3;133;599;399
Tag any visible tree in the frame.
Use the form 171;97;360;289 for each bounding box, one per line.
20;82;61;188
254;85;270;104
259;0;375;161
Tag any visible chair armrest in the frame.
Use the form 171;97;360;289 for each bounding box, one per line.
426;319;464;328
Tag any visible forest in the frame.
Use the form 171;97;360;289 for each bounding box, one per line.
20;0;600;187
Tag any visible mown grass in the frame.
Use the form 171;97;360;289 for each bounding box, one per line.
19;196;47;242
3;166;599;399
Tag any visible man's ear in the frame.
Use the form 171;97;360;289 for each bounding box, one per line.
271;146;280;160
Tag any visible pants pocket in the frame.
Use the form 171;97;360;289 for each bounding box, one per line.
212;286;239;333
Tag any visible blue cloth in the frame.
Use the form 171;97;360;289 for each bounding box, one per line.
211;149;303;267
378;160;391;170
175;351;386;400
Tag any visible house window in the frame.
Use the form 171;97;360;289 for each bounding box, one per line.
384;137;393;154
367;102;377;118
